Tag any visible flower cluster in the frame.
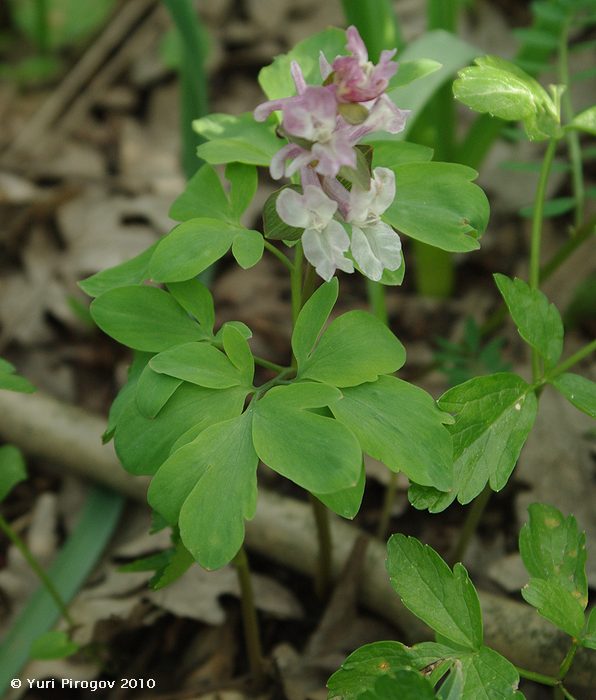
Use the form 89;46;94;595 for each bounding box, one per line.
254;26;409;282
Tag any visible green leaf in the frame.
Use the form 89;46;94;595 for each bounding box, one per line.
298;311;406;387
194;113;285;165
357;671;436;700
150;342;246;389
169;164;232;222
551;373;596;418
567;105;596;136
387;534;483;649
148;218;243;282
0;363;35;392
378;260;406;286
79;242;158;297
214;320;253;343
519;196;576;219
135;365;182;419
453;55;560;140
416;373;538;511
519;503;588;606
364;138;434;169
389;59;442;90
263;186;305;241
149;411;258;570
222;324;254;386
258;28;346;100
494;274;563;367
291;278;338;365
29;630;79;660
225;162;258;219
114;383;248;475
0;446;27;502
383;163;489;253
91;286;208;352
253;382;361;494
166;280;215;334
521;578;586;637
387;30;481;139
331;376;453;491
327;641;419;700
582;607;596;650
103;352;149;442
315;460;365;519
456;646;520;699
232;228;264;269
150;540;194;590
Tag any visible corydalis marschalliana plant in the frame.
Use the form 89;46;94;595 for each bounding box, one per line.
255;26;408;282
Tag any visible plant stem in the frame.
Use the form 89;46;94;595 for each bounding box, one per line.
376;471;398;541
309;495;333;599
558;640;579;680
515;666;559;686
290;243;304;327
253;356;288;374
547;338;596;380
413;241;455;298
0;514;75;629
340;0;404;58
34;0;50;54
263;240;294;272
232;547;265;686
558;21;584;228
366;280;389;326
449;485;492;565
529;137;558;381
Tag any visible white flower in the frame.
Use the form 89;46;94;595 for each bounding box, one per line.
346;167;402;281
276;185;354;282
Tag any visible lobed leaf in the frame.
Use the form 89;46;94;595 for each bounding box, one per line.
387;534;483;649
567;105;596;136
357;671;436;699
253;382;361;494
383;162;489;253
166;279;215;334
231;228;264;269
291;278;338;365
331;376;453;491
494;274;563;368
222;324;254;386
225;162;258;219
135;365;182;419
314;460;365;520
169;164;232;222
90;286;208;352
550;373;596;418
79;242;158;297
521;578;586;637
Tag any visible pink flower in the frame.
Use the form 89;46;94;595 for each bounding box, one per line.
331;26;398;103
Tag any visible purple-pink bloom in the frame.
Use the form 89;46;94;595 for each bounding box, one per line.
331;26;398;103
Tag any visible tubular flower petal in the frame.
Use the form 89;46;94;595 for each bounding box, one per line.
331;26;398;103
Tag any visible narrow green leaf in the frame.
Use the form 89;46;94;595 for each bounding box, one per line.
315;460;365;519
299;310;405;387
29;631;79;660
232;229;264;269
150;342;244;389
149;411;258;570
222;324;254;385
253;382;362;494
148;218;241;282
551;373;596;418
383;163;489;253
291;278;338;365
494;274;563;367
194;113;285;165
387;534;483;649
519;196;576;219
79;242;158;297
91;286;208;352
522;579;586;637
114;383;248;475
168;164;232;222
519;503;588;606
0;446;27;502
167;279;215;334
225;162;258;219
135;365;182;419
331;376;453;491
422;373;539;509
149;540;194;590
327;641;419;700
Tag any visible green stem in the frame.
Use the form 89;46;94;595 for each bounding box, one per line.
232;547;265;687
530;138;558;381
376;471;398;541
309;495;333;599
34;0;50;54
340;0;404;57
0;514;75;629
515;666;559;686
263;240;294;272
558;21;584;228
290;243;304;327
560;686;578;700
413;241;455;298
366;280;389;326
253;356;288;374
449;485;492;565
546;338;596;380
558;640;579;681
